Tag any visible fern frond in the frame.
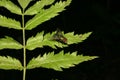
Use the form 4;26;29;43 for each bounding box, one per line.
0;0;21;15
0;56;23;70
25;0;55;15
0;15;21;29
18;0;31;9
0;36;23;50
26;31;91;50
25;0;72;30
27;51;98;71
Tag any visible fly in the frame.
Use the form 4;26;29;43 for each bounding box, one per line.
51;28;67;44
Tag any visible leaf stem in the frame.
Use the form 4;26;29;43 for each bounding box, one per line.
22;9;26;80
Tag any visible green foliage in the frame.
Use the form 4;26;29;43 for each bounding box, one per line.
0;36;23;50
25;0;55;15
0;56;23;70
65;32;92;44
25;0;71;30
26;31;92;50
0;0;21;15
18;0;31;9
0;15;21;29
0;0;98;80
27;51;98;71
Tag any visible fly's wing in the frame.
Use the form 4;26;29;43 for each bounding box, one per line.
51;29;67;44
56;28;62;36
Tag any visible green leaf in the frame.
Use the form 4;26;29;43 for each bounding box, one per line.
0;56;23;70
0;36;23;50
79;32;92;42
26;31;67;50
25;0;55;15
26;31;92;50
0;15;22;29
27;51;98;71
42;0;55;5
25;0;72;30
18;0;31;9
26;31;44;50
65;0;72;6
0;0;21;15
65;32;92;44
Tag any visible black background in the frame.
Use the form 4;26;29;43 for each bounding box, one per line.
0;0;120;80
